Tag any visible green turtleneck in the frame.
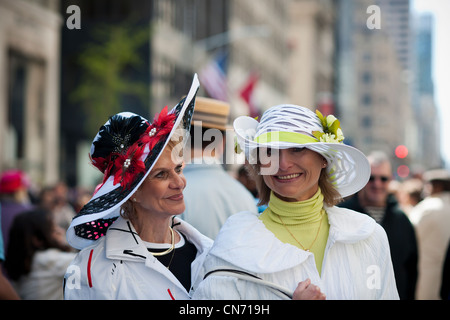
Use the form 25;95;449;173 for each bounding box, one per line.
259;188;330;275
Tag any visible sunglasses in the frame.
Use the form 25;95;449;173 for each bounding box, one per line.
369;175;390;183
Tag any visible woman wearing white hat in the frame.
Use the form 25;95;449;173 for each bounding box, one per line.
64;75;214;300
193;104;399;300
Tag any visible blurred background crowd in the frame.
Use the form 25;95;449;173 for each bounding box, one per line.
1;158;450;300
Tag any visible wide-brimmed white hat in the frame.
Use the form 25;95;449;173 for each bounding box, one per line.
233;104;370;198
67;74;199;250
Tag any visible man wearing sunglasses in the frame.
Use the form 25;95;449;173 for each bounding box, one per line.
340;151;418;300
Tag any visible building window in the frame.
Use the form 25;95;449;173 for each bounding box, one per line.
361;115;372;128
362;71;372;84
362;93;372;106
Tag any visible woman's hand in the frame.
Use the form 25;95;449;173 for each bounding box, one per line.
292;278;326;300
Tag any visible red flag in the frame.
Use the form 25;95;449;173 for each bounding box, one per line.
239;73;259;118
317;92;335;116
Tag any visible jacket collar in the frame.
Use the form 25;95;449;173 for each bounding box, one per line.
105;216;212;262
104;216;212;294
325;206;376;243
209;207;376;273
105;216;152;262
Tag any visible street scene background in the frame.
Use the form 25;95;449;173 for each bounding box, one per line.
1;0;448;191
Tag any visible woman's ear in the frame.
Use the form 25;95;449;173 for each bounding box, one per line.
321;156;328;168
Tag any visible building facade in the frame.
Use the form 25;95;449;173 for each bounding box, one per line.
335;0;417;176
0;0;62;185
411;13;441;169
3;0;440;188
151;0;291;119
288;0;336;114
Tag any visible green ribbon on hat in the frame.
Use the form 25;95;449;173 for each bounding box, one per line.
254;131;319;144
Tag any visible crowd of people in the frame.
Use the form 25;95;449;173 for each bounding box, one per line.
1;76;449;300
339;151;450;300
0;170;91;299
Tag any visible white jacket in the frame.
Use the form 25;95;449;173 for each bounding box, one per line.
64;216;212;300
15;249;76;300
192;207;399;300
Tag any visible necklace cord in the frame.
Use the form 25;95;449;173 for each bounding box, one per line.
277;212;324;252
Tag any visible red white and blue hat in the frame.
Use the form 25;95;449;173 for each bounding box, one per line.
67;74;199;250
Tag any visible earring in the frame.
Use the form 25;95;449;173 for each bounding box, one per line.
132;198;137;202
322;162;327;168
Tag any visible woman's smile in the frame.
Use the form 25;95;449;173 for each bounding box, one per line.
274;172;303;182
167;193;184;201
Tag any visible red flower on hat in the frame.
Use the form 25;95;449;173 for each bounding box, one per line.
90;155;115;184
110;107;176;188
141;106;176;150
90;107;176;192
112;143;146;188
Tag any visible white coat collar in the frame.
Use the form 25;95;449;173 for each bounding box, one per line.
105;216;212;262
208;206;376;274
326;206;377;243
104;216;212;294
105;216;150;262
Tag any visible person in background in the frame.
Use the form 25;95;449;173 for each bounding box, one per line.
181;97;257;239
52;182;76;231
0;169;33;252
37;186;57;213
5;208;75;299
339;150;418;300
397;178;424;218
410;169;450;300
441;240;450;300
73;187;93;213
0;207;20;300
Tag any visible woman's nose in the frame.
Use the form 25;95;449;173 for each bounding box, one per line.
278;149;293;171
170;173;186;189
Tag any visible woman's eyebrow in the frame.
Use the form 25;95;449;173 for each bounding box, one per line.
152;162;183;173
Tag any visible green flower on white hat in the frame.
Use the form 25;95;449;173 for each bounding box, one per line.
312;110;345;144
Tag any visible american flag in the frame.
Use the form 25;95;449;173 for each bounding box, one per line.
199;52;228;102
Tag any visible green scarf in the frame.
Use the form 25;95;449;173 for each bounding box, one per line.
259;188;330;275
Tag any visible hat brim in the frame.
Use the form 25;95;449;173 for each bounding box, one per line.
234;115;370;198
67;74;200;250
